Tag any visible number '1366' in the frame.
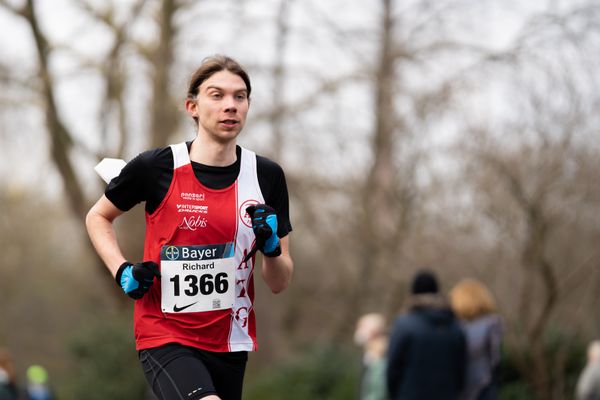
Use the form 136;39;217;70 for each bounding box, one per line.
169;273;229;296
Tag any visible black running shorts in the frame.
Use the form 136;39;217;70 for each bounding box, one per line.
139;343;248;400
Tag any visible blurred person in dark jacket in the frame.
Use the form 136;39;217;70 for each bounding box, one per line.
0;348;19;400
386;270;467;400
576;340;600;400
450;278;503;400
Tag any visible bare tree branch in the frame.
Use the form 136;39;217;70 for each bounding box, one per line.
0;0;26;16
252;70;368;122
75;0;148;158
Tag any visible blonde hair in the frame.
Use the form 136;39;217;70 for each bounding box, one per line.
449;278;497;321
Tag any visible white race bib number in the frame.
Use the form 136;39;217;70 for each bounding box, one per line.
160;243;235;313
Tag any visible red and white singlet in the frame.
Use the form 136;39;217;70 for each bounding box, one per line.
133;142;263;352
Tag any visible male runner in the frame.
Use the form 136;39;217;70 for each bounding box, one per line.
86;55;294;400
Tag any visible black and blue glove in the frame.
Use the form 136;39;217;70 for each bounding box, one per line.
246;204;281;257
115;261;161;300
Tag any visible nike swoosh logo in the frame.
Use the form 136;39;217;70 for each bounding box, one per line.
173;302;198;312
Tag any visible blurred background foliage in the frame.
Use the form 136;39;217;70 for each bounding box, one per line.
1;0;600;399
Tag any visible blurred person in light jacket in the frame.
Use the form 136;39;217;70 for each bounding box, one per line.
355;313;389;400
576;340;600;400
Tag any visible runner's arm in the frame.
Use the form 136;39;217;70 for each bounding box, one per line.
86;195;127;278
261;235;293;294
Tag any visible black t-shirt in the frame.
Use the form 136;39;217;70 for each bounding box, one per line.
105;142;292;237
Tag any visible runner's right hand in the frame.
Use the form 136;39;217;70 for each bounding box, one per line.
115;261;161;299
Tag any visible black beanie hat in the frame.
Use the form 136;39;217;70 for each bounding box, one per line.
411;270;439;295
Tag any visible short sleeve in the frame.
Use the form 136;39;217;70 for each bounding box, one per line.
256;155;292;238
105;147;172;212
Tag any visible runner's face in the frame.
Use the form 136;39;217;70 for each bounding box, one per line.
189;70;249;143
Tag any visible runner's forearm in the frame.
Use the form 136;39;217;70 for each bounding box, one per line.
86;196;127;277
261;236;293;293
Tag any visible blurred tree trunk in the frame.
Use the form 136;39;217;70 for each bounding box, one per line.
270;0;294;160
343;0;400;328
479;151;558;399
2;0;182;301
149;0;179;149
366;0;397;243
522;205;556;400
1;0;129;302
23;0;87;221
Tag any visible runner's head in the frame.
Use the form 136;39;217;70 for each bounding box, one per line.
186;55;252;127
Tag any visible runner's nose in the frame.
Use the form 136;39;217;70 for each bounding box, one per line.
224;95;237;113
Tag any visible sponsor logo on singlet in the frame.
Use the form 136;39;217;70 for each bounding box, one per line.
178;215;208;231
176;204;209;214
235;306;249;328
163;245;180;260
180;192;205;202
239;199;260;228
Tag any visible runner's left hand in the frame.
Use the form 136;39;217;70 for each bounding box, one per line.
246;204;281;257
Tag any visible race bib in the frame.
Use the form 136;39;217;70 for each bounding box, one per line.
160;243;235;313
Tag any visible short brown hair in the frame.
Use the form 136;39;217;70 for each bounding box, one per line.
187;55;251;100
449;278;497;321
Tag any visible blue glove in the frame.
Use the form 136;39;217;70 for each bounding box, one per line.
115;261;161;299
246;204;281;257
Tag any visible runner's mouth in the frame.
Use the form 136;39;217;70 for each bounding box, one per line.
220;119;238;125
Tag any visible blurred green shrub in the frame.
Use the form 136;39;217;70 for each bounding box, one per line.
245;344;361;400
61;314;148;400
496;330;588;400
